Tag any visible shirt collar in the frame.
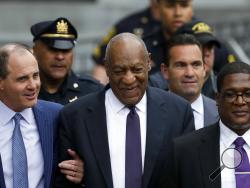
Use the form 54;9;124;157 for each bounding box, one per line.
191;94;204;114
220;120;250;148
0;100;16;126
0;100;34;126
106;88;147;114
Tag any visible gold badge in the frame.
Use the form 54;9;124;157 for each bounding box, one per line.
192;22;213;34
57;20;68;34
228;54;236;63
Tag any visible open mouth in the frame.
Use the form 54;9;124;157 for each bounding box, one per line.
24;92;37;100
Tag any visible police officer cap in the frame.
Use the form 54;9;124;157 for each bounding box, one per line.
31;17;77;50
175;20;221;47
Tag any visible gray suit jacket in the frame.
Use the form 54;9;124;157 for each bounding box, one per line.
203;95;219;127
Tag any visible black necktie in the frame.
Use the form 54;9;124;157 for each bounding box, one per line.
125;106;142;188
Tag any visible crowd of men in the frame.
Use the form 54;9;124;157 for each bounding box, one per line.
0;0;250;188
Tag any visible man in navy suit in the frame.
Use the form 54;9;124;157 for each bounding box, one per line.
161;34;219;129
56;33;194;188
0;43;83;188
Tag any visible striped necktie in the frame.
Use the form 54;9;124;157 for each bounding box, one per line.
12;113;29;188
234;137;250;188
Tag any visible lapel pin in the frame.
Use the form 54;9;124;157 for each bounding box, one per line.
69;96;78;103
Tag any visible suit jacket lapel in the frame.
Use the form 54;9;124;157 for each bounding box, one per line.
85;89;113;188
199;123;221;188
0;156;6;188
143;88;169;188
33;103;53;188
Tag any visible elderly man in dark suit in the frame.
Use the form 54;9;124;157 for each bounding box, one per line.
55;33;194;188
172;62;250;188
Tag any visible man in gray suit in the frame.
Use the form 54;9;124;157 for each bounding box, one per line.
161;34;219;129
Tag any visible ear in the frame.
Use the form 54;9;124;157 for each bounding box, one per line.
147;53;152;71
0;78;4;91
160;63;169;80
215;92;220;106
202;64;206;78
103;59;110;77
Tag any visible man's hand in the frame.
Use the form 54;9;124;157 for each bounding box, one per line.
58;149;84;184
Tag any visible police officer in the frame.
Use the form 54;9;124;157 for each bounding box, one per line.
91;0;161;84
145;0;236;73
144;0;194;73
31;17;103;105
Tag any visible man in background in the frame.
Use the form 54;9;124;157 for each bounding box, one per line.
175;20;222;99
31;17;103;105
161;34;219;129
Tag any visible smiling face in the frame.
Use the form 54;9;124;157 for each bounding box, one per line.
216;73;250;135
105;35;151;106
0;51;40;112
33;41;73;82
161;44;205;102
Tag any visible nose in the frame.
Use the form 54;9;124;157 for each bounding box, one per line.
184;65;195;77
55;51;65;60
234;94;247;105
123;70;136;85
27;78;38;90
174;5;182;16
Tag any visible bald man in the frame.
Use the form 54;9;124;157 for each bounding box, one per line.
55;33;194;188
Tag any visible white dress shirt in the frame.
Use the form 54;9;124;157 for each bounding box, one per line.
105;89;147;188
191;94;204;130
220;120;250;188
0;101;44;188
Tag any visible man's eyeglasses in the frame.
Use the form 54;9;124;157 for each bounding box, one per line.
222;91;250;103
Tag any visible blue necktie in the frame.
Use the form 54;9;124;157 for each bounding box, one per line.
125;106;142;188
12;113;29;188
234;137;250;188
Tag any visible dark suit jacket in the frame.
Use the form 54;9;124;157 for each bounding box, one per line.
55;86;195;188
203;95;219;127
0;100;62;188
172;123;221;188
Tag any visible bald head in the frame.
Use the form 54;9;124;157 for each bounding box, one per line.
104;33;149;66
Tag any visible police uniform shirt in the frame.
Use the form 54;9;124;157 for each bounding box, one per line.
38;71;103;105
92;7;161;65
214;41;237;74
143;29;167;73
